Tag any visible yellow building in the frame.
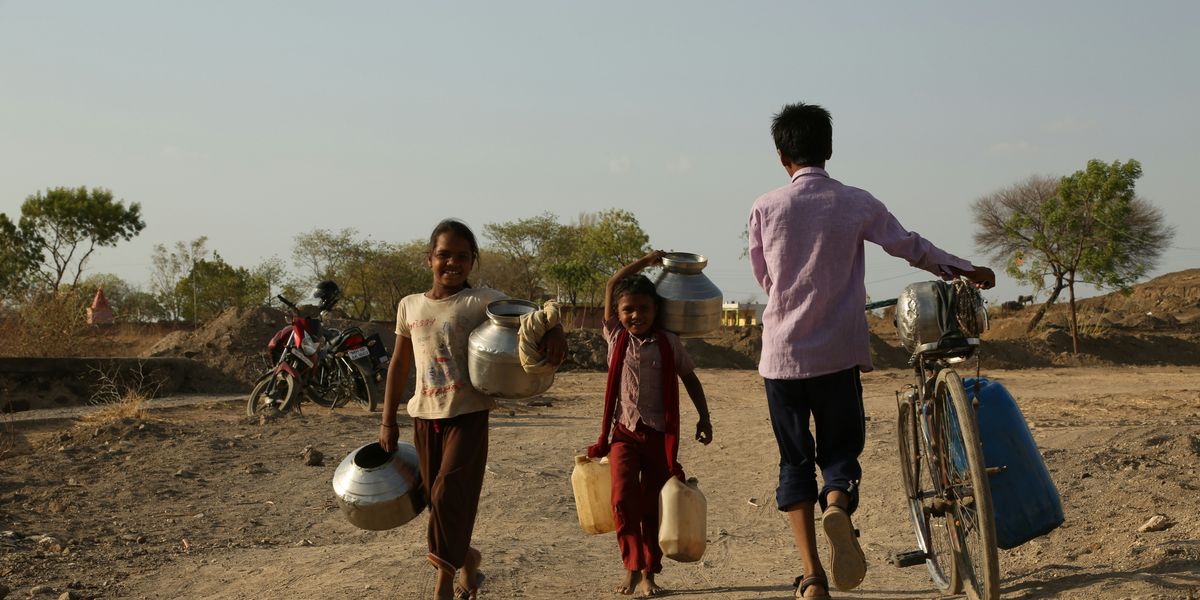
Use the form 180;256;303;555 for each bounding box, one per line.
721;302;763;326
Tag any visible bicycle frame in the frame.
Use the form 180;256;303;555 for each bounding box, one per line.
879;286;999;600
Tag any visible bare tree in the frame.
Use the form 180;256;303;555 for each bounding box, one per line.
973;175;1063;331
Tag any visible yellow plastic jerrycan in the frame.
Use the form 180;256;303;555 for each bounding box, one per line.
658;476;707;562
571;455;614;534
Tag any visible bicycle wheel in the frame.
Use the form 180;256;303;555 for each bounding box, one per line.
934;369;1000;600
897;394;960;593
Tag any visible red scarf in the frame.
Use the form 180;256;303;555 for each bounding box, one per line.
587;328;684;480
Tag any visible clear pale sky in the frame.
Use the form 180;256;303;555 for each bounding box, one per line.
3;1;1197;306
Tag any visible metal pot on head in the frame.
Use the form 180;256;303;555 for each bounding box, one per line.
468;299;555;399
332;441;425;531
650;252;722;337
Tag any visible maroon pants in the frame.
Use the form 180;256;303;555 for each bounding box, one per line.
413;410;489;574
609;422;671;573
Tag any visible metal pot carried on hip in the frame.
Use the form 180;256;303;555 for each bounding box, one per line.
650;252;722;337
331;442;425;531
468;299;555;399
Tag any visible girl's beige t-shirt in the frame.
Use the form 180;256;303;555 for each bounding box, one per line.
396;287;507;419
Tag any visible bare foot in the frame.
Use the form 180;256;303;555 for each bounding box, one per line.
616;569;641;595
454;548;483;600
433;567;455;600
635;572;665;597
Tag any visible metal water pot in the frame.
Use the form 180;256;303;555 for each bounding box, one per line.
650;252;722;337
467;299;555;399
331;442;425;531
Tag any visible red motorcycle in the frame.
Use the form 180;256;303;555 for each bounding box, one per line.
246;282;385;415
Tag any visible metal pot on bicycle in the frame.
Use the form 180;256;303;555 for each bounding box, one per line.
895;280;988;355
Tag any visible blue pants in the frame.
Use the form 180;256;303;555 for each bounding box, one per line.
765;368;865;514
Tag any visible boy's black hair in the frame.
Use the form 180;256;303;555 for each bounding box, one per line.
771;102;833;167
612;274;663;327
428;218;479;287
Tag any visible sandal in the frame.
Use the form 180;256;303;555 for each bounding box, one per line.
822;505;866;591
454;571;484;600
793;574;832;599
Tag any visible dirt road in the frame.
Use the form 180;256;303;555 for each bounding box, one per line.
2;367;1199;599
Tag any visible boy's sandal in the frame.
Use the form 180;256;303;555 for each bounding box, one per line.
793;574;832;600
822;505;867;591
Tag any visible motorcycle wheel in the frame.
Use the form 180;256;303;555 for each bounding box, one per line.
246;371;300;416
326;358;376;412
349;363;377;412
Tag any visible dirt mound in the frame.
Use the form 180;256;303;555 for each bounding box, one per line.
138;269;1200;380
145;306;289;385
145;308;402;389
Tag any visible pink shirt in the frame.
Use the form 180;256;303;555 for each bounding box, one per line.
603;317;696;432
748;167;972;379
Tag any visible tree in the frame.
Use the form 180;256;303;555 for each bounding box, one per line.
0;215;40;295
371;241;429;319
973;175;1064;331
249;256;290;306
176;252;260;322
544;209;650;306
471;249;530;298
482;213;563;300
291;229;429;320
11;187;145;289
150;237;210;321
973;160;1173;352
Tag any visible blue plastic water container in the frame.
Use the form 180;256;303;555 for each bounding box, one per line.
963;377;1064;549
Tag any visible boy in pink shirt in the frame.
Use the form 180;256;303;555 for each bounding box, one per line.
747;102;994;599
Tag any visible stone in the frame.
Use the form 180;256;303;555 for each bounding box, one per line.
1138;514;1171;533
29;585;53;596
302;446;324;467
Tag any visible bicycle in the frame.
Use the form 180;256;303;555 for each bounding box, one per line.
871;278;1000;600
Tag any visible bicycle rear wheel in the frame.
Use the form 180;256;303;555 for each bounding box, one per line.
934;369;1000;600
897;393;960;594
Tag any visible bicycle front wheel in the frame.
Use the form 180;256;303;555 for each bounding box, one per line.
935;369;1000;600
897;393;960;594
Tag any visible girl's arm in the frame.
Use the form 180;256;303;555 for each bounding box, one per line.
379;335;413;452
604;249;666;322
680;371;713;444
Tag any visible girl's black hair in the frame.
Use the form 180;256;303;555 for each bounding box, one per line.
612;274;663;328
428;218;480;288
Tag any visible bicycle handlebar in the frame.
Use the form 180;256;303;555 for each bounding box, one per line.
866;298;898;311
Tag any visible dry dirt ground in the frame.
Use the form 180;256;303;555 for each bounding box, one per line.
2;367;1199;600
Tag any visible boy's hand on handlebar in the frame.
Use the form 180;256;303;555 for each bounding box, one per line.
964;266;996;290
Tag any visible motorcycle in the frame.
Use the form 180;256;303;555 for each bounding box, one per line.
246;293;329;416
247;284;388;416
304;324;388;412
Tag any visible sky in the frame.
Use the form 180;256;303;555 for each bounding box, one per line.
2;1;1198;308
